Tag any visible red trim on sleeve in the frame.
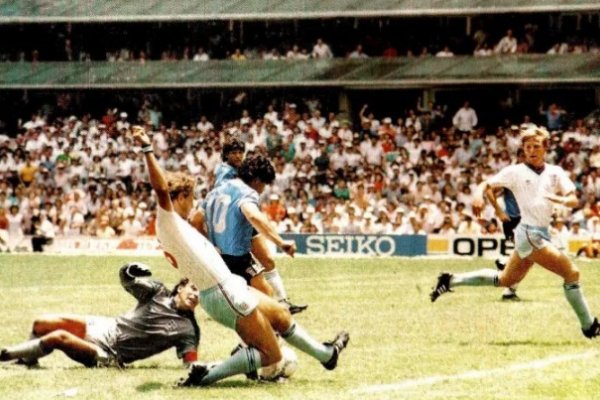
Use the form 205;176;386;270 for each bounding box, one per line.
183;351;198;363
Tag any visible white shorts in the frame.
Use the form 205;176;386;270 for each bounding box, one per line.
514;224;551;258
200;275;258;330
84;316;119;360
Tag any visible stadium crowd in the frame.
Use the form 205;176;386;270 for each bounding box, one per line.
0;96;599;253
1;17;599;63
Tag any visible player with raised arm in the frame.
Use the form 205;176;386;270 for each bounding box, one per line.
191;137;307;314
430;126;600;338
131;126;348;386
1;262;200;367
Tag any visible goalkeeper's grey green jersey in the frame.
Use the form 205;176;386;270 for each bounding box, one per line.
114;268;198;364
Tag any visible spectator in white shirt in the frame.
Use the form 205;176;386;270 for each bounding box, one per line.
312;38;333;59
329;145;348;172
116;112;130;131
494;29;518;54
337;121;353;143
120;211;145;237
309;110;326;130
452;101;478;132
196;116;214;133
361;136;385;166
193;47;210;61
436;45;455;57
348;44;369;59
457;215;482;235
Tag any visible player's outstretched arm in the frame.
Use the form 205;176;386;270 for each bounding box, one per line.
472;181;490;217
544;191;578;208
484;186;509;222
240;202;296;257
131;126;173;212
119;262;161;302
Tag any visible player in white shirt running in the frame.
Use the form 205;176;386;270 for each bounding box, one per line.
132;126;349;386
430;126;600;339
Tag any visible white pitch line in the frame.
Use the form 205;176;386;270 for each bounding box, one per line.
352;350;599;395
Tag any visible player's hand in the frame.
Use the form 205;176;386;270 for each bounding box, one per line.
495;210;510;222
543;193;564;205
280;240;296;257
472;197;485;217
131;125;151;147
125;263;152;278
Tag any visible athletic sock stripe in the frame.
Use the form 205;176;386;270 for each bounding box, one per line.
564;282;580;290
281;323;297;339
244;348;255;372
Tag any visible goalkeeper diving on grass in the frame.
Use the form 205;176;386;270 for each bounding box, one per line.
1;262;201;367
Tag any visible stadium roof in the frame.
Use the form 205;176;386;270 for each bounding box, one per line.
1;55;598;89
0;0;599;23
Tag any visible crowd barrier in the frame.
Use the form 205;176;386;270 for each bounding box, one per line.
279;234;427;256
21;234;593;257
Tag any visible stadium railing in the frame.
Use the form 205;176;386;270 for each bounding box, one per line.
0;54;599;89
0;0;599;22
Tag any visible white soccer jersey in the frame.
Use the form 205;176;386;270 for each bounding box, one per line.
487;163;575;227
157;206;232;291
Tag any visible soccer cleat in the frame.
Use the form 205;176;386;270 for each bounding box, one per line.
280;299;308;315
501;292;520;301
501;287;519;301
15;358;40;367
430;273;453;302
582;318;600;339
0;349;10;362
177;363;210;387
321;331;350;371
495;258;507;271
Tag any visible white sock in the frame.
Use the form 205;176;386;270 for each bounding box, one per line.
3;339;50;361
564;282;594;329
451;269;499;287
282;322;332;363
264;270;287;301
200;347;262;385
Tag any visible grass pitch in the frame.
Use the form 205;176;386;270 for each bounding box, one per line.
1;254;600;400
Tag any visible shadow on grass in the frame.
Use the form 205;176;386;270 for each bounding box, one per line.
494;298;534;303
136;382;165;392
175;378;309;389
487;340;580;347
128;365;184;370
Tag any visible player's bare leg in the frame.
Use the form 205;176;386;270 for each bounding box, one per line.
251;288;347;369
252;235;307;314
1;329;106;367
0;314;90;366
31;314;87;338
495;257;520;300
497;252;534;287
431;251;533;302
181;288;348;386
528;246;599;338
249;274;274;298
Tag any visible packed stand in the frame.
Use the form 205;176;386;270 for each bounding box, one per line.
0;96;599;253
1;16;599;63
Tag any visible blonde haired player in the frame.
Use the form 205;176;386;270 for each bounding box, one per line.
431;126;600;338
131;126;348;386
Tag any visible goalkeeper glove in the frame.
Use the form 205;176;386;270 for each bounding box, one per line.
124;262;152;278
